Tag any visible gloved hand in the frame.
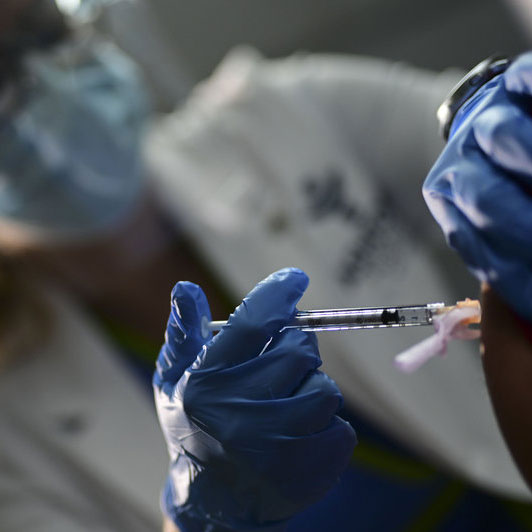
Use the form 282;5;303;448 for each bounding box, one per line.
153;268;356;532
423;52;532;321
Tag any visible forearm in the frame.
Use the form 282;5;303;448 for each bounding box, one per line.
480;283;532;489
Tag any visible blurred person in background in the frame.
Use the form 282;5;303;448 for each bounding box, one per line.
0;1;180;530
2;2;532;532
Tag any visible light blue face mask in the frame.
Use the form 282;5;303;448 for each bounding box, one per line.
0;37;148;243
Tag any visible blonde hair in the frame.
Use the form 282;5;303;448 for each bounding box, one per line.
0;255;51;370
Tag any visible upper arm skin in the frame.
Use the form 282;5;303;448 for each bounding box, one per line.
481;283;532;490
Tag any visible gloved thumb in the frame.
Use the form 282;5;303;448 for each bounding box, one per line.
153;281;212;394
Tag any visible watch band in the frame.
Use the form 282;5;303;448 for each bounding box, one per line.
437;54;512;140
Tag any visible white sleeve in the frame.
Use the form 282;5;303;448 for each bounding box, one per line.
145;49;464;279
243;52;463;224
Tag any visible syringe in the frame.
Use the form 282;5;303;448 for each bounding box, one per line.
208;301;477;333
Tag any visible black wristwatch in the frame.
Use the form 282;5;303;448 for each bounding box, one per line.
437;55;513;140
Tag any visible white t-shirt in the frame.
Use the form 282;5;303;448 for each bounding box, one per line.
146;50;529;499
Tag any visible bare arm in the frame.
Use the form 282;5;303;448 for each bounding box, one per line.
481;283;532;489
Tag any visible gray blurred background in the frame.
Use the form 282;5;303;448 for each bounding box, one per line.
97;0;531;109
151;0;527;74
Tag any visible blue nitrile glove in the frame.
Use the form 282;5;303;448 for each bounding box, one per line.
423;52;532;321
153;268;357;532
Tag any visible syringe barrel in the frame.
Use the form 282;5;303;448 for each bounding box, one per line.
284;304;443;332
208;303;444;332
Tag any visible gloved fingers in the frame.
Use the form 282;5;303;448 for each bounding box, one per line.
424;184;498;273
200;268;309;370
473;102;532;185
211;329;321;400
259;415;357;508
425;144;532;257
424;186;532;320
255;329;321;399
279;370;344;436
185;371;345;447
153;281;212;392
182;330;321;407
293;415;357;479
504;52;532;97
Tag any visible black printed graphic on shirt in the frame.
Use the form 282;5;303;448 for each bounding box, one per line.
302;169;405;286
